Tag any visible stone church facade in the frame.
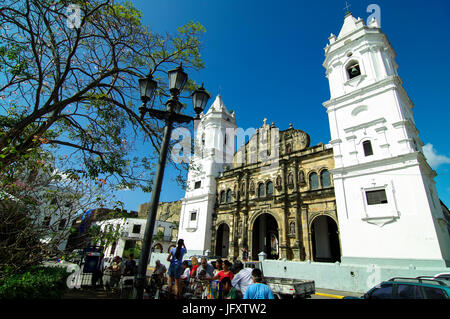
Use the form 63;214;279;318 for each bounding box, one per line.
212;122;339;262
177;12;450;267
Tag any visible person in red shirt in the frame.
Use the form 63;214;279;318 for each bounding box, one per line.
213;260;234;281
190;256;199;278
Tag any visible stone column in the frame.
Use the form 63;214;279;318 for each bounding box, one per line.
301;205;311;261
279;159;289;260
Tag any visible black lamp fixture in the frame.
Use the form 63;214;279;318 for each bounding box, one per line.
192;83;210;119
134;63;210;300
168;62;188;96
138;73;157;103
138;72;157;119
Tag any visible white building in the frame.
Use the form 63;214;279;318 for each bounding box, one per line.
322;12;450;267
95;218;178;257
177;95;237;256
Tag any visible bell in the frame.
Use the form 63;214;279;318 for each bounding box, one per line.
350;66;360;76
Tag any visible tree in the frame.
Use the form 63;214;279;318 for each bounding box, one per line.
0;0;205;191
0;148;120;278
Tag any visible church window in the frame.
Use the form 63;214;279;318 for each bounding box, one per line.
258;183;265;198
226;189;232;203
220;190;226;203
190;211;197;221
309;172;319;190
320;170;331;188
266;181;273;195
346;60;361;79
363;140;374;157
365;189;388;205
194;181;201;189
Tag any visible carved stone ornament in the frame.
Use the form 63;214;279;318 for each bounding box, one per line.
287;173;294;189
249;181;255;194
299;170;306;184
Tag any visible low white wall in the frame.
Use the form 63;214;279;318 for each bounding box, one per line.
260;259;450;293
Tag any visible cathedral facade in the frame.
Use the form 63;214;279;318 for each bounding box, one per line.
177;12;450;267
212;122;338;262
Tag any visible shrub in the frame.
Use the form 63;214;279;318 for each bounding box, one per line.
0;266;69;299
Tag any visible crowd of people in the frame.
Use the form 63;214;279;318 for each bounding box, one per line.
151;239;274;300
88;238;274;300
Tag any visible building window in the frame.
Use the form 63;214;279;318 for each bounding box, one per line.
258;183;265;197
132;224;141;234
266;181;273;195
363;140;374;157
320;170;331;188
347;61;361;79
226;189;232;203
194;181;201;189
309;172;319;190
220;190;226;203
190;211;197;221
366;189;388;205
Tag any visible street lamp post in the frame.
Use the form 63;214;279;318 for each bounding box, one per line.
133;64;210;299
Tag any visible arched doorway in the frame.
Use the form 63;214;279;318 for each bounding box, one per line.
311;215;341;263
252;213;279;260
215;223;230;258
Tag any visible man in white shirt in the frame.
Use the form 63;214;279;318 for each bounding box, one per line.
181;260;190;280
231;261;253;297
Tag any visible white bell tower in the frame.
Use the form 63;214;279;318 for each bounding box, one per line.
178;95;237;255
323;13;450;267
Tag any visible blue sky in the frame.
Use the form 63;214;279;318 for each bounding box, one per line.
115;0;450;211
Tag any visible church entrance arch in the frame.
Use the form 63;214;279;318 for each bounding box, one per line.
215;223;230;258
310;215;341;263
251;213;279;260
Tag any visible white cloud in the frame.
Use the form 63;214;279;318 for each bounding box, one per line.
423;144;450;169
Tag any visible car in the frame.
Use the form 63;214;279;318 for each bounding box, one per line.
434;273;450;280
343;276;450;299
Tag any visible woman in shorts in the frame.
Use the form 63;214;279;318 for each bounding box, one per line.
167;239;187;299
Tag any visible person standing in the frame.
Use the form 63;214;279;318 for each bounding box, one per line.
152;260;167;289
123;253;137;276
213;259;223;276
243;268;274;299
196;257;214;280
109;256;122;293
213;260;234;281
241;247;248;262
231;261;253;297
91;253;105;288
190;256;199;278
167;239;187;299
